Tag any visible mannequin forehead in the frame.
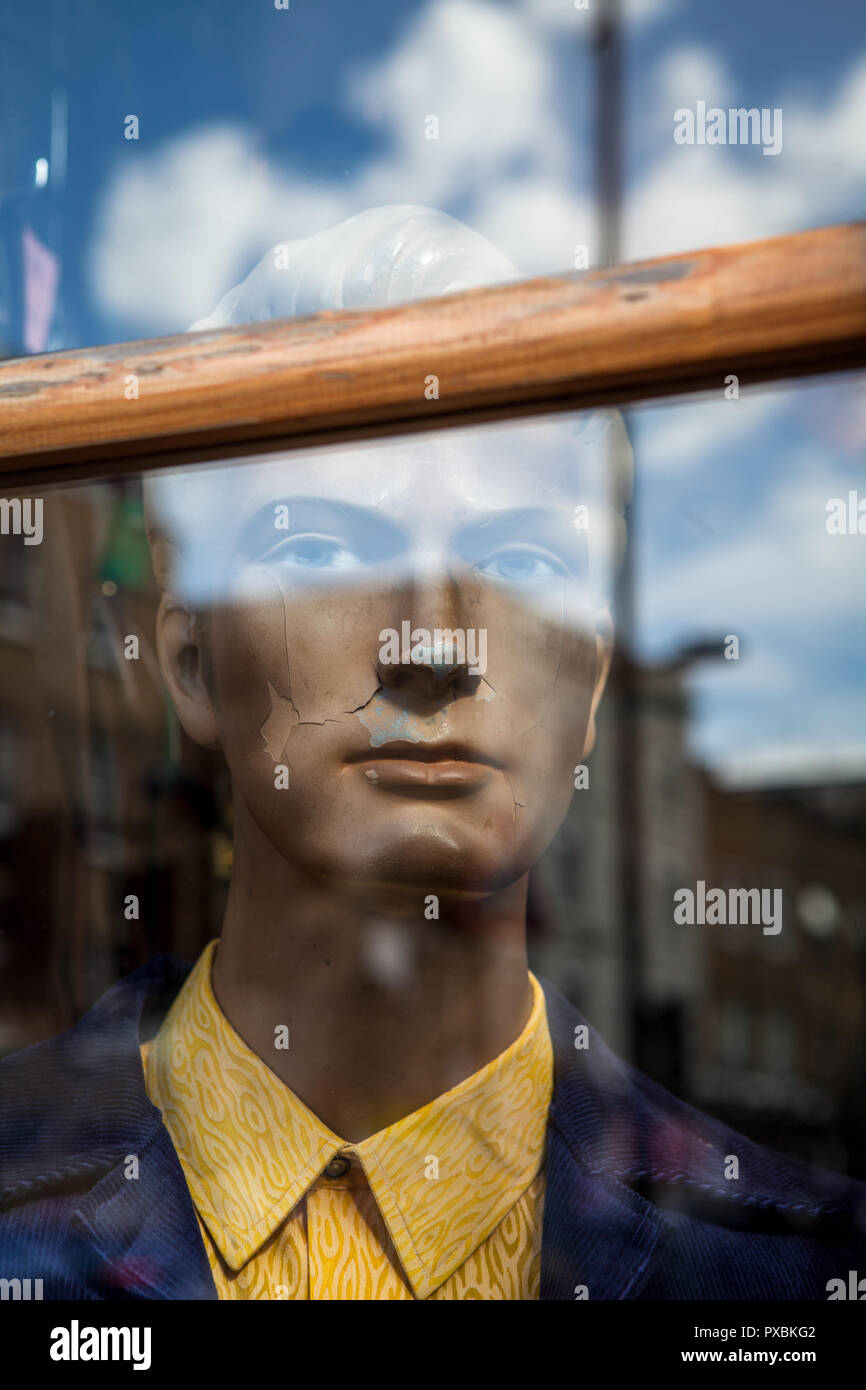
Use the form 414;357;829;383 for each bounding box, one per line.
158;420;603;549
144;415;626;607
225;444;574;527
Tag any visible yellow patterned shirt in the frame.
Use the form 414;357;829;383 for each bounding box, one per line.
140;939;553;1300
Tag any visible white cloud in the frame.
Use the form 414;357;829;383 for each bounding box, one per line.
625;142;806;260
627;44;866;260
88;125;347;332
713;741;866;788
470;175;595;272
90;0;569;329
350;0;563;179
655;43;731;110
632;389;789;474
691;648;798;698
783;54;866;181
641;449;866;638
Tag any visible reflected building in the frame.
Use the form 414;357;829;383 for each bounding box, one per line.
0;482;224;1054
530;650;866;1177
696;776;866;1174
529;649;708;1079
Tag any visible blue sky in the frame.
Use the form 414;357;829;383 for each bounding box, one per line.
3;0;865;782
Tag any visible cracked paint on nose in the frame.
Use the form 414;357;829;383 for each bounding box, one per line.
356;698;451;748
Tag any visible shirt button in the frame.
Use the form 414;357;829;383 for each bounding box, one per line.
324;1154;351;1179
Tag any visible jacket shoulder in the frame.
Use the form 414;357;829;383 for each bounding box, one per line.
0;954;192;1207
540;975;866;1239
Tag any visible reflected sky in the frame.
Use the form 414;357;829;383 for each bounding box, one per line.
1;0;864;785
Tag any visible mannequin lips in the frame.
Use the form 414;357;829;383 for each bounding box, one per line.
345;742;501;795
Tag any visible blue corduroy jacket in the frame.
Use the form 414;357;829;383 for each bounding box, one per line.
1;953;865;1300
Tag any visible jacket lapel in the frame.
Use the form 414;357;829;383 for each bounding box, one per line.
71;1127;216;1300
0;953;216;1300
66;956;217;1299
538;978;667;1300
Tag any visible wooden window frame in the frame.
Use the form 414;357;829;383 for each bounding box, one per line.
0;220;864;487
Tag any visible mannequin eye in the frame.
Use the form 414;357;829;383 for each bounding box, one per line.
264;533;363;571
478;545;567;582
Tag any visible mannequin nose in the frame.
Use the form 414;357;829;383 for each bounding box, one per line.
375;631;475;698
374;563;480;698
411;638;464;681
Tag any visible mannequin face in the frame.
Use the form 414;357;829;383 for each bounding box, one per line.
154;424;614;912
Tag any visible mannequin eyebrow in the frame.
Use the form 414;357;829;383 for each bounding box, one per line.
235;497;405;561
456;507;587;567
234;498;585;570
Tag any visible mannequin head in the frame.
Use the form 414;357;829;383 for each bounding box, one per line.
144;208;631;917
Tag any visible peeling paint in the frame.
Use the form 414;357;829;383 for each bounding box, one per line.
260;679;299;762
356;697;451;748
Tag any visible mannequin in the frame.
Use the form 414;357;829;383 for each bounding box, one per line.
143;204;626;1141
145;409;622;1140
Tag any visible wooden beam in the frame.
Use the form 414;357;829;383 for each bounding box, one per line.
0;221;864;484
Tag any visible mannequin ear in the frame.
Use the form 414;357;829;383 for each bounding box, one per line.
156;593;222;750
582;607;614;758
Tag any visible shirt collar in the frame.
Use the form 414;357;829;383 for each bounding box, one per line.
145;939;553;1298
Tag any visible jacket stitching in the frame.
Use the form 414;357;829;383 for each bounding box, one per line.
607;1165;847;1218
0;1152;121;1208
